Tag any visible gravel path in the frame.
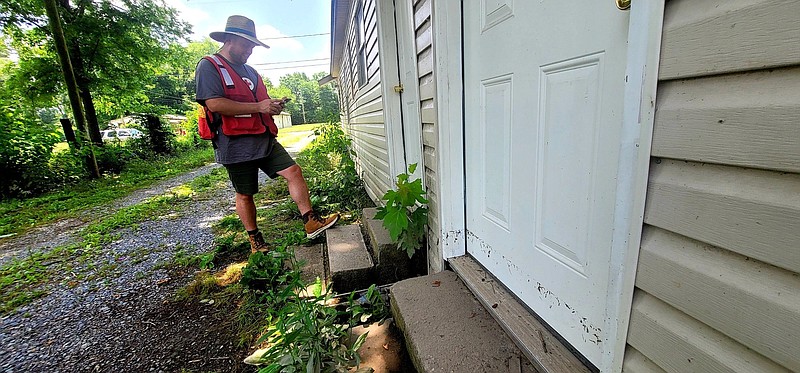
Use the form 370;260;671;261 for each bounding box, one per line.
0;163;222;267
0;163;271;373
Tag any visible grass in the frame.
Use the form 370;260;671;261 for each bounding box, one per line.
0;146;215;237
276;123;323;151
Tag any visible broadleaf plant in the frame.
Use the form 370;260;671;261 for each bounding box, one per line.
374;164;428;258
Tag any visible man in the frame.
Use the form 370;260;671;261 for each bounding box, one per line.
195;15;339;253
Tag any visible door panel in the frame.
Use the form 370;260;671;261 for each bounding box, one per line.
464;1;630;366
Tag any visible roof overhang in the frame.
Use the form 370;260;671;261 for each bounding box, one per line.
317;74;335;86
329;0;352;79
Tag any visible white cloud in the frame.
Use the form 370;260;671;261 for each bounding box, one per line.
162;0;211;40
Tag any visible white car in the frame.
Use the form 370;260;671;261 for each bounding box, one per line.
101;128;143;142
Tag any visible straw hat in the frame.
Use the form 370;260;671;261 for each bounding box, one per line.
210;15;270;49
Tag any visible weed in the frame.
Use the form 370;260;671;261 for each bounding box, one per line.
375;164;428;258
347;284;389;325
295;122;372;214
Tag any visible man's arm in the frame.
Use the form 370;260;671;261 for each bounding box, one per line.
205;97;285;116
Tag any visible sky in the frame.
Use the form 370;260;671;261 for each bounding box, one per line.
164;0;332;85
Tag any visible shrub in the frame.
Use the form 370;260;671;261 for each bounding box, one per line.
174;105;206;150
0;104;61;199
296;122;371;213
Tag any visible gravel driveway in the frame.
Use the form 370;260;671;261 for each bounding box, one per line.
0;163;269;373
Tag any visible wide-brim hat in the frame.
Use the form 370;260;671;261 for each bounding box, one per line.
210;15;270;49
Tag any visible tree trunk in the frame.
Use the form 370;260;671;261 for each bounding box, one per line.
60;118;79;149
60;0;103;145
79;87;103;145
44;0;100;178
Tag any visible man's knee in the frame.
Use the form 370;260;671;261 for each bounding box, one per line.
280;164;304;181
235;192;255;203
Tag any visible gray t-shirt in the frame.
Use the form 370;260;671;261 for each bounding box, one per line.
195;56;273;165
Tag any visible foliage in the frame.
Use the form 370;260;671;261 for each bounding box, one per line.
296;122;371;213
240;249;299;295
236;245;374;372
0;100;61;198
375;164;428;258
278;72;340;125
252;289;368;373
347;284;389;326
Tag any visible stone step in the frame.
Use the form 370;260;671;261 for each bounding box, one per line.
326;224;375;292
390;271;539;373
363;207;413;284
291;243;327;293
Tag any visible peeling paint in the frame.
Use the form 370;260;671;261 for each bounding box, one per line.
535;281;603;345
466;229;493;257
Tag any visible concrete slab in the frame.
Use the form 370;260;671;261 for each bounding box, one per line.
363;207;412;284
292;244;325;286
391;271;539;373
326;224;374;292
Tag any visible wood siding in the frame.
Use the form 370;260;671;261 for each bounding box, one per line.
624;0;800;371
413;0;442;272
337;0;392;202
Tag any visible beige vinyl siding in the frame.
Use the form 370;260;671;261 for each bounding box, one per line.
413;0;442;272
337;0;392;202
623;0;800;372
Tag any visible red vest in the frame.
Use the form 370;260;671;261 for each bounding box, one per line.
198;54;278;139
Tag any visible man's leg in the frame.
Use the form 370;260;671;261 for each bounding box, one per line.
276;164;339;239
276;164;312;216
266;142;339;239
235;192;258;231
225;161;269;253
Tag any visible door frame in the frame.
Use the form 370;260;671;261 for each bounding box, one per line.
431;1;666;372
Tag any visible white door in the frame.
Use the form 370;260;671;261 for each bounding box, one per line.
464;1;631;368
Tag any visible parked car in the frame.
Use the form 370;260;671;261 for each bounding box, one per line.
101;128;143;142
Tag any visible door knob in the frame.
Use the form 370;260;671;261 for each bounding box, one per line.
616;0;630;10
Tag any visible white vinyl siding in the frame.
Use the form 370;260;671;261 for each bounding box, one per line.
337;0;392;202
623;0;800;371
413;0;442;272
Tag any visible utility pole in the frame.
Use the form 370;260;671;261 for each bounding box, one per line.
44;0;100;178
295;90;307;124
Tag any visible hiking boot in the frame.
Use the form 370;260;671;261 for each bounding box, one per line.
304;211;340;239
248;231;270;253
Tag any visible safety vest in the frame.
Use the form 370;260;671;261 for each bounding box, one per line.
198;54;278;140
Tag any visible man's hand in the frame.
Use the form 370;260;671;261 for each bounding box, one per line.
259;98;285;115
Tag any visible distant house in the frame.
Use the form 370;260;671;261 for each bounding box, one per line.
274;111;292;129
326;0;800;372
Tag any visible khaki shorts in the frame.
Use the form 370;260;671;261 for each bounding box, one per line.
223;142;296;195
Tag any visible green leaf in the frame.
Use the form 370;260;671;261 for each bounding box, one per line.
382;208;409;241
352;331;370;351
306;352;316;373
408;163;418;174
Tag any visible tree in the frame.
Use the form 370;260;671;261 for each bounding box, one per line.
277;72;339;125
1;0;191;142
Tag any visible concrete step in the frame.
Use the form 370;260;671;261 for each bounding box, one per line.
362;207;414;284
291;243;328;294
390;271;539;373
326;224;375;292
